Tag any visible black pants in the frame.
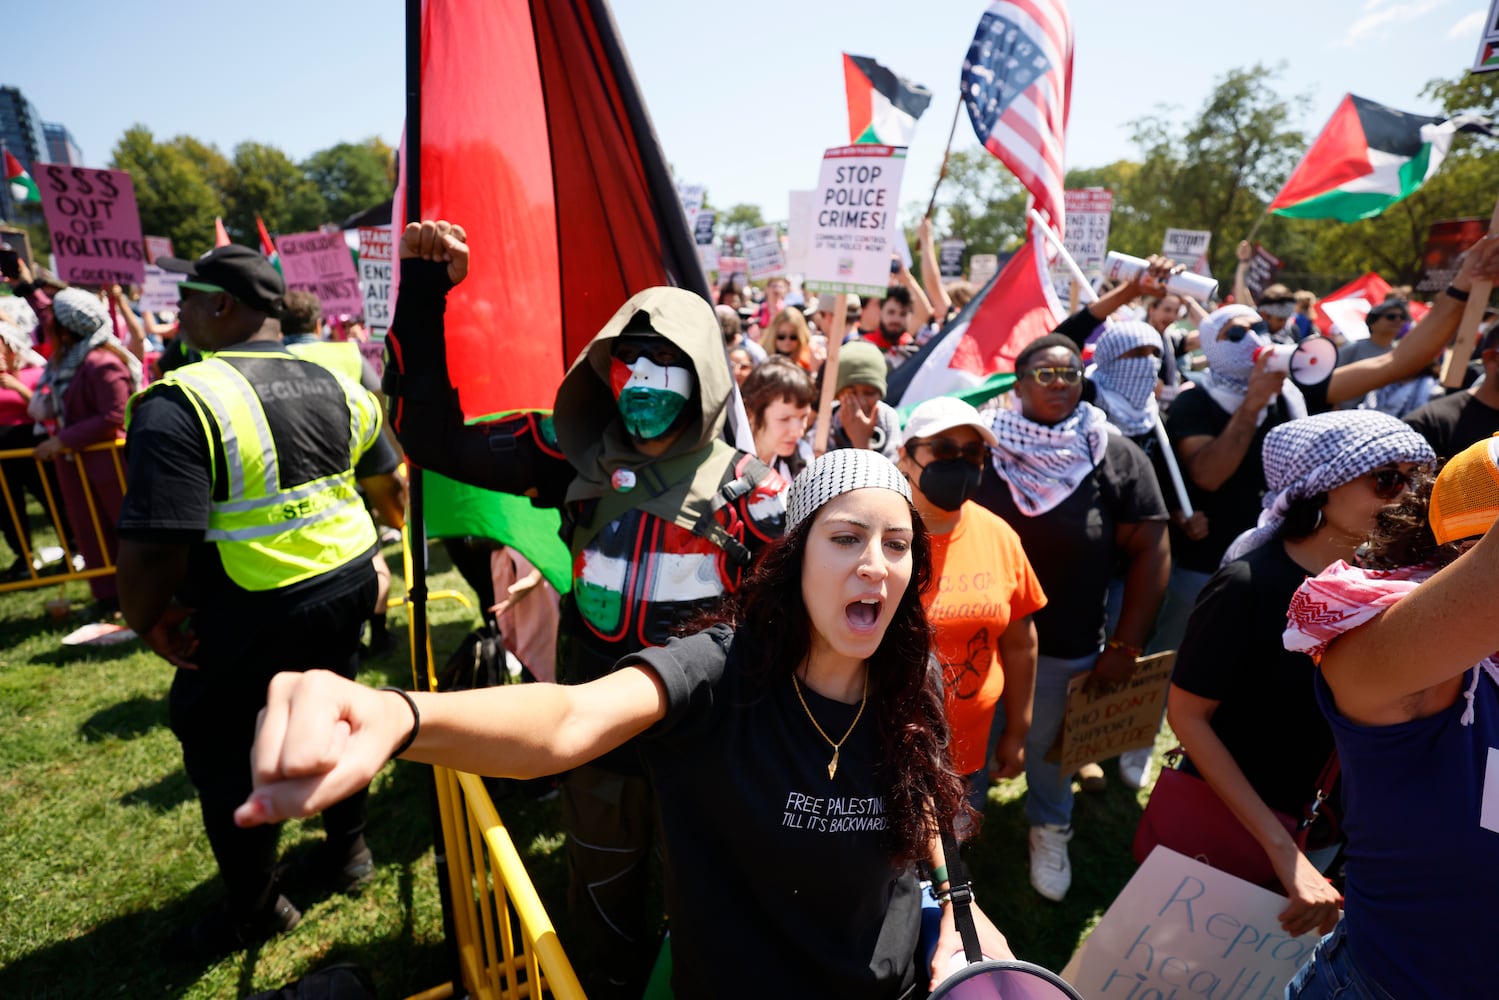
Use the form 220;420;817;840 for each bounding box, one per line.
168;565;377;917
0;423;69;561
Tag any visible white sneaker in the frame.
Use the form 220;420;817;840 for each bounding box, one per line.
1119;748;1155;790
1028;823;1073;901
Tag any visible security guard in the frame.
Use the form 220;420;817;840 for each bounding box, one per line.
117;245;400;958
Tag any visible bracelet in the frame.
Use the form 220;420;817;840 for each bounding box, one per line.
1106;637;1143;658
927;882;976;905
930;864;949;887
1444;285;1471;302
380;686;420;760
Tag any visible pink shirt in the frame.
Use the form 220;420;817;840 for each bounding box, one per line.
0;365;42;427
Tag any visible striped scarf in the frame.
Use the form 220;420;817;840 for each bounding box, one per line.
989;401;1111;516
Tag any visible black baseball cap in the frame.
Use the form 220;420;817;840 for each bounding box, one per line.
156;244;286;314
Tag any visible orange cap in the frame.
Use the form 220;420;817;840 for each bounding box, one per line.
1430;435;1499;545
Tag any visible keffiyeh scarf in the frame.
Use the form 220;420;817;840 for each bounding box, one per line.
1089;321;1162;437
1199;304;1306;425
1222;411;1436;563
989;401;1111;516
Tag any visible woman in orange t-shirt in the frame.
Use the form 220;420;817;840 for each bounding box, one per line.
896;397;1047;813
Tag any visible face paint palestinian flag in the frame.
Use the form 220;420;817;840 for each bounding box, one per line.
1269;94;1494;223
610;353;695;440
843;53;932;146
5;151;37;203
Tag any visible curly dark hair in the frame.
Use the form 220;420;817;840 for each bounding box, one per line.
692;502;974;862
1278;493;1329;541
1359;466;1468;571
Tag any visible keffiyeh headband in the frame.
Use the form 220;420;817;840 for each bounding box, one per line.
989;401;1112;516
1222;410;1436;563
785;448;912;532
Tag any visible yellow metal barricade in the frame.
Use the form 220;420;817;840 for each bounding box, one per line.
396;521;584;1000
0;438;125;595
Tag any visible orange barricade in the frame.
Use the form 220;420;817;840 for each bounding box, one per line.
0;439;125;595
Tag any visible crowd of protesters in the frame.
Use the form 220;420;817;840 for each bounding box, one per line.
5;216;1499;998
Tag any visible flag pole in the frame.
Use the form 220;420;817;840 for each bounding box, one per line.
925;98;964;219
1027;208;1097;304
811;293;847;456
1245;205;1271;244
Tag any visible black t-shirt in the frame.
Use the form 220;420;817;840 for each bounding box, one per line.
1171;542;1334;816
1404;390;1499;462
976;433;1167;658
630;625;921;1000
118;346;398;623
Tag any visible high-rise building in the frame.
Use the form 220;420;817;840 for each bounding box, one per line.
0;85;48;220
43;123;83;167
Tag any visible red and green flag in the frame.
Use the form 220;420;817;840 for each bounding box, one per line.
843;53;932;146
5;151;37;203
1269;94;1493;222
213;216;231;247
255;215;282;273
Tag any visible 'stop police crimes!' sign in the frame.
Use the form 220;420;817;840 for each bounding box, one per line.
804;145;907;296
36;165;146;286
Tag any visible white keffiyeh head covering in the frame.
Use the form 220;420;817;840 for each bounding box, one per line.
1089;321;1162;437
27;288;144;426
989;400;1112;516
785;448;912;532
1222;410;1436;563
1199;304;1306;424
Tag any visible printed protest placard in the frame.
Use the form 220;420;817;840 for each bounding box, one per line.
717;256;748;286
1416;218;1488;294
1054;652;1174;776
1473;0;1499;72
1063;847;1319;999
357;226;393;339
1052;188;1114;298
143;235;174;265
139;265;184;313
1244;244;1283;300
35;164;145;285
676;181;705;229
804;145;907;295
939;238;966;279
786;190;816;276
1163;228;1213;278
744;224;787;279
278;230;362;317
968;253;999;289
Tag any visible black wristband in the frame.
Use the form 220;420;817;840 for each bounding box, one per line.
1445;285;1471;302
380;686;420;760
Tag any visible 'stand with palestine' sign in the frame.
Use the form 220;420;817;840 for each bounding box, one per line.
804;145;907;296
278;230;363;317
36;164;146;285
357;227;393;339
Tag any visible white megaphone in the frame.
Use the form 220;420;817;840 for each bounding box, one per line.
1252;335;1337;386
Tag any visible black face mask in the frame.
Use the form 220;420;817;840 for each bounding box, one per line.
918;458;982;512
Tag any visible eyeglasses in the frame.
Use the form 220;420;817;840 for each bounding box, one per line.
914;438;988;467
1021;366;1083;386
613;339;685;368
1370;467;1411;500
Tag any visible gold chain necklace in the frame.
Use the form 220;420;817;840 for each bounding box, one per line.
791;669;868;780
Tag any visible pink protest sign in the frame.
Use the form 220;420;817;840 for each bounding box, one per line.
35;164;146;285
277;230;362;316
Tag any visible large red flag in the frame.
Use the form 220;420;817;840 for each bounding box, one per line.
393;0;707;420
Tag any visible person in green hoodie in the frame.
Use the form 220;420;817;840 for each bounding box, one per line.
383;220;787;997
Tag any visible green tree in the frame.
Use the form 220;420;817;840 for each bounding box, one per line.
930;148;1028;271
171;135;235;205
302;139;396;226
110;125;223;259
223;141;326;241
716;203;767;252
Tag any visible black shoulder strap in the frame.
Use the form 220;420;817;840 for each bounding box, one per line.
941;826;983;963
687;453;772;568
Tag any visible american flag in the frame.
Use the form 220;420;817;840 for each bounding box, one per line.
961;0;1074;235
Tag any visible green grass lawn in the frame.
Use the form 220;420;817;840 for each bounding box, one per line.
0;536;1169;998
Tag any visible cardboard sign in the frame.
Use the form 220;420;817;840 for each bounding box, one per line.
139;264;185;313
1416;218;1488;294
1055;652;1174;776
1051;188;1113;298
143;235;174;265
1163;228;1213;278
357;226;393;339
805;145;907;295
1474;0;1499;73
968;253;1000;289
1244;244;1283;300
939;238;966;279
278;230;362;316
35;164;146;285
1063;847;1320;999
744;224;786;279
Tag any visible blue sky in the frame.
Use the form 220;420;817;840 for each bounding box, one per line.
8;0;1490;221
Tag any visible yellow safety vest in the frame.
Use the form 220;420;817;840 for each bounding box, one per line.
284;339;364;384
128;350;381;591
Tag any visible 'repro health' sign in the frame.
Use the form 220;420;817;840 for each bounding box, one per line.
804;145;906;296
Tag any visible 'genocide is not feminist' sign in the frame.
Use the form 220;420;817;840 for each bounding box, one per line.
278;231;363;317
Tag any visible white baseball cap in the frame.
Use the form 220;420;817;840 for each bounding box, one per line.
901;396;998;447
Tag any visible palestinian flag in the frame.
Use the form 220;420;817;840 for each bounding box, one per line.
255;215;282;273
1269;94;1494;222
843;53;932;146
5;151;37;203
214;216;231;247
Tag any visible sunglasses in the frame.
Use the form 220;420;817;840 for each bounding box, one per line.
1022;366;1083;387
1222;320;1269;342
612;340;685;368
1370;467;1411;500
1374;311;1409;323
915;438;988;467
776;333;799;341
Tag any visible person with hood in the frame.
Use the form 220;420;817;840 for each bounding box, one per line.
383;220;787;997
29;288;142;619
